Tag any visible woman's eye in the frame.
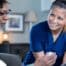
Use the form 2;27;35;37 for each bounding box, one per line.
58;17;63;20
50;14;55;16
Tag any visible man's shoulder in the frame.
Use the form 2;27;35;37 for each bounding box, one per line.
32;21;48;31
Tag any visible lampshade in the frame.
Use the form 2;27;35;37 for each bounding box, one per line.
0;32;9;43
25;10;37;30
25;10;37;22
3;33;9;40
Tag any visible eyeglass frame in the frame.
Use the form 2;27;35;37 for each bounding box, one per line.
0;9;11;16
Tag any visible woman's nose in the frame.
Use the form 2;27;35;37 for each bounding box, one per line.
53;17;57;23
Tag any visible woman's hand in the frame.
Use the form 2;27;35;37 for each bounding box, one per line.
44;54;57;66
34;52;57;66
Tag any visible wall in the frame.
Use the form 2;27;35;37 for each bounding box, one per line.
7;0;49;43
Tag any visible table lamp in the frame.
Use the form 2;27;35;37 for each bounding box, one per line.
25;10;37;30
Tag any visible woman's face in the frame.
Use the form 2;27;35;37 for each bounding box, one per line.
48;7;66;31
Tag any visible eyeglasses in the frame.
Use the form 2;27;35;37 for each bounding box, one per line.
0;9;11;16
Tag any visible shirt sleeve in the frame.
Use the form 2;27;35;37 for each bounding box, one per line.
30;26;43;52
64;32;66;51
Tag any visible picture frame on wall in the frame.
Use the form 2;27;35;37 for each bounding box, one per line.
5;13;24;32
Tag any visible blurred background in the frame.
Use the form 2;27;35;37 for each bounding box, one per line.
3;0;54;43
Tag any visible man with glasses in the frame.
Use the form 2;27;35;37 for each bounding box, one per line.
0;0;10;24
0;0;10;66
0;0;10;53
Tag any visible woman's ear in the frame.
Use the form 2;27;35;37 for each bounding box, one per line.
63;25;66;32
63;19;66;32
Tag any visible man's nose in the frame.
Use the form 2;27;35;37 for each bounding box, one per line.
3;15;9;21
